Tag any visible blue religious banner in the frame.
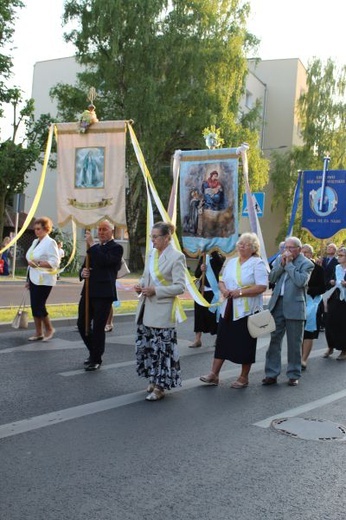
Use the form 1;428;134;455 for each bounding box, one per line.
302;169;346;239
178;147;239;256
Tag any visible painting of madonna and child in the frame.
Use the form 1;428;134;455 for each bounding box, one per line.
75;147;105;189
180;159;238;250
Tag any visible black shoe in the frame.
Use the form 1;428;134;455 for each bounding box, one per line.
262;377;277;386
288;379;299;386
85;362;101;371
84;357;91;366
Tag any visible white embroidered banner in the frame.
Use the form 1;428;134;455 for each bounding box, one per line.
56;121;127;228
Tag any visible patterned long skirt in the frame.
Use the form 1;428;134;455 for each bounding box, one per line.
135;325;182;390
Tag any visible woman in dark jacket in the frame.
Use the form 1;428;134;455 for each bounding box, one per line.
301;244;325;369
189;251;225;348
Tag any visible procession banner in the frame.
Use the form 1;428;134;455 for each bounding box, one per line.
55;121;127;228
302;169;346;239
178;147;239;257
127;123;211;308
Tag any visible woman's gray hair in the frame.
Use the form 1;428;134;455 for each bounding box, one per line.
237;232;260;256
302;244;314;254
152;221;175;237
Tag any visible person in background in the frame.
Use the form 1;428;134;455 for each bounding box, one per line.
300;244;325;370
189;250;225;348
323;246;346;360
200;233;268;389
318;242;339;331
0;237;12;276
78;220;123;371
134;222;186;401
262;237;314;387
105;306;114;332
320;243;339;289
56;240;65;280
25;217;60;341
268;241;285;290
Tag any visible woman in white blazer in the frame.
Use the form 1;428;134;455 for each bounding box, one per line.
134;222;186;401
25;217;60;342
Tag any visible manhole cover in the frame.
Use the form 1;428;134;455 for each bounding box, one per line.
271;417;346;442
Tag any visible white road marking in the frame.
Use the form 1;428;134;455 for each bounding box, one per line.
254;389;346;428
0;335;337;439
0;371;236;440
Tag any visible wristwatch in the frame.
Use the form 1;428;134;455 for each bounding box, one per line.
239;290;242;296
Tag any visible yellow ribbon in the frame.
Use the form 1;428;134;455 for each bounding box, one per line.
234;259;250;319
149;249;187;323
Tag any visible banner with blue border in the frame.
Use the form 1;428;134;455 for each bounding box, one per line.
179;148;239;256
302;169;346;239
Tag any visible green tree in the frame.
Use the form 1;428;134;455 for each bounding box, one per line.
51;0;268;269
270;58;346;251
0;0;23;109
0;1;55;239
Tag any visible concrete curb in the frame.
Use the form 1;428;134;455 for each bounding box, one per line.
0;309;195;332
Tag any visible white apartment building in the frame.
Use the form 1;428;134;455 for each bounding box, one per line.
25;56;307;256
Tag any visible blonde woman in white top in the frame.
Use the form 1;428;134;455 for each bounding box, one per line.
200;233;268;388
25;217;60;341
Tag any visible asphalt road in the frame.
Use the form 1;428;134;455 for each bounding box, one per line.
1;313;346;520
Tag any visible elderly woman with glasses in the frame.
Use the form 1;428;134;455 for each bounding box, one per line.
25;217;60;341
200;232;268;389
323;246;346;360
134;222;187;401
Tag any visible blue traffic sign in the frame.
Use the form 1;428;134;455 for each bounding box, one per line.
242;192;265;218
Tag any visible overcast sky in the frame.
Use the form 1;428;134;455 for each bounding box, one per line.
2;0;345;138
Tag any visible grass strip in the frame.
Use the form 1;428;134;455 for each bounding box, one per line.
0;299;194;324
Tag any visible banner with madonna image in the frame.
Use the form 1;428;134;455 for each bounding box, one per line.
55;121;127;228
302;169;346;239
178;148;239;256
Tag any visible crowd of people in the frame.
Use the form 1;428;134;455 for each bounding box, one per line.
3;217;345;403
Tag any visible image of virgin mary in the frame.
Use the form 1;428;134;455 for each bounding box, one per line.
201;170;225;211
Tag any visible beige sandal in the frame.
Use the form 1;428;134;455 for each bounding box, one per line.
199;373;219;385
230;378;248;389
189;341;202;348
146;387;165;401
42;329;55;342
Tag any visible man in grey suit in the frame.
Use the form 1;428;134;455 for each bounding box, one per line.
262;237;314;386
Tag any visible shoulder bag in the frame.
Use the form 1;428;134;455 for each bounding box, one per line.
12;291;29;329
247;307;276;338
118;258;130;279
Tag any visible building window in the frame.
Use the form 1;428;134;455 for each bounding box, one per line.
245;90;253;109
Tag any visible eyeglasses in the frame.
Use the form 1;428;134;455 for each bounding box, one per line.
150;234;164;239
337;254;346;257
285;246;299;251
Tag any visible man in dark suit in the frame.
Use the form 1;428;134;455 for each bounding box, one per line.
77;220;123;370
321;243;339;290
262;237;314;387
